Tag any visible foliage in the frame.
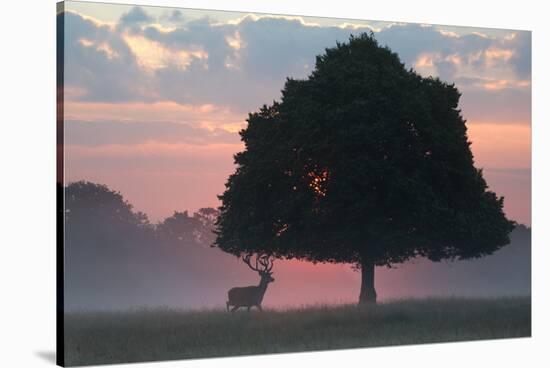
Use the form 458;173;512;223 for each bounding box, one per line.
65;181;153;254
216;33;515;268
65;181;219;249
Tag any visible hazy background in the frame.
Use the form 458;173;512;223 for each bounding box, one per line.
60;2;531;311
63;181;530;311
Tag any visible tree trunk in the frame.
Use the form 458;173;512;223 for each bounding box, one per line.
359;259;377;304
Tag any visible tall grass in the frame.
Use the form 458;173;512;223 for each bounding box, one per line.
64;297;531;366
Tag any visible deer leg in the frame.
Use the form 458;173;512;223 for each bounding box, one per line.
226;301;230;312
247;306;251;312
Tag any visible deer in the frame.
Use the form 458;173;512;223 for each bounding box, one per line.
226;254;275;312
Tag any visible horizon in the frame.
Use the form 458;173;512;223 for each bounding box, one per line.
63;179;533;228
62;179;531;311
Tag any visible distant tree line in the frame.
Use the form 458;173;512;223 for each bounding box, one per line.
63;181;236;310
65;181;219;249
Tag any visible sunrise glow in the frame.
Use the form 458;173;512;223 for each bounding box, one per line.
62;2;531;228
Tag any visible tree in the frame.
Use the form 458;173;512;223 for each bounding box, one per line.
215;33;515;304
157;211;203;246
65;181;152;250
193;208;221;246
157;208;220;247
64;181;155;308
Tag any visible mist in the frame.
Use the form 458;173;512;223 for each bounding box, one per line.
63;181;530;311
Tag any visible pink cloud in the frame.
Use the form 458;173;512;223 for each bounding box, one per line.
64;100;247;132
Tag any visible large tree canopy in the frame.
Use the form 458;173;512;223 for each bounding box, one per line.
215;33;515;303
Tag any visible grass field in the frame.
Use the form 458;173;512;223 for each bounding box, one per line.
64;297;531;366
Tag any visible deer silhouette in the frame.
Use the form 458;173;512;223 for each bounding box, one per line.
226;254;275;312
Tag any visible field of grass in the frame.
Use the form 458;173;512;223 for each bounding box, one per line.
64;297;531;366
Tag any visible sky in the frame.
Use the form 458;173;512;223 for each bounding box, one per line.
61;0;531;226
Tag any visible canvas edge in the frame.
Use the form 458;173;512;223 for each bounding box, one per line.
56;1;66;366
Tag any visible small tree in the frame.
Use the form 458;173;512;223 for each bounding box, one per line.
215;33;514;304
157;208;220;247
65;181;151;247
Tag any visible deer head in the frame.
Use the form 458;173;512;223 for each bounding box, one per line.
243;254;275;285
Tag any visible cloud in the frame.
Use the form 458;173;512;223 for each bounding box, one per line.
63;100;247;130
119;6;153;27
65;119;240;147
374;24;529;83
122;33;209;71
141;17;233;72
64;141;241;192
63;11;151;102
167;10;184;23
507;32;531;78
62;7;531;118
460;87;531;124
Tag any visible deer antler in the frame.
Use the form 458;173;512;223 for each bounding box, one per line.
258;254;274;273
243;254;260;272
243;254;274;273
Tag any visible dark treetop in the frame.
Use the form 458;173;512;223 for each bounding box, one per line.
215;33;514;269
